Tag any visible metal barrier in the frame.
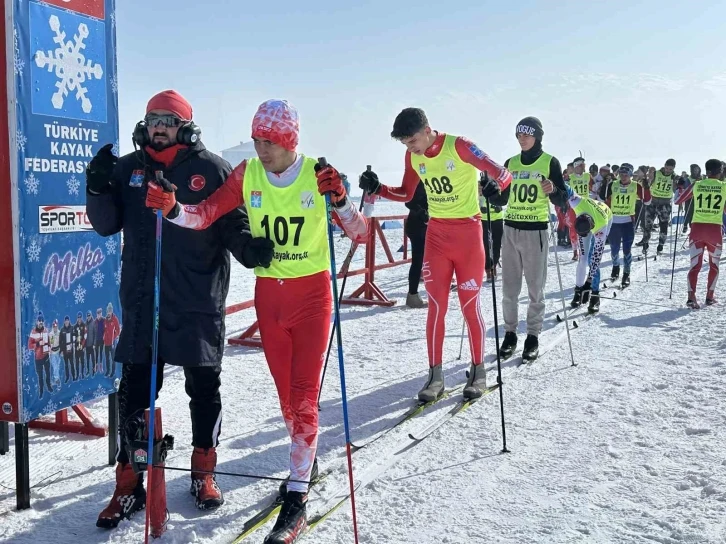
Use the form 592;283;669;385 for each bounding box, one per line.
226;215;411;348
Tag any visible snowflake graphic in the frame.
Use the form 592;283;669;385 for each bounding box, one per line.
73;283;86;304
42;399;59;416
24;172;40;195
67;174;80;196
110;74;118;95
114;267;121;286
16;129;27;153
105;238;117;255
110;11;116;29
70;392;84;406
19;277;31;299
93;384;107;399
13;28;24;76
23;383;31;395
22;347;32;366
34;15;104;114
112;141;120;157
26;240;41;262
92;268;104;288
21;408;33;423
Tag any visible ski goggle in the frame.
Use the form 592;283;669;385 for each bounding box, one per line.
144;114;184;128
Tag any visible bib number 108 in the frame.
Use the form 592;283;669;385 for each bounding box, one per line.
423;176;453;195
261;215;304;246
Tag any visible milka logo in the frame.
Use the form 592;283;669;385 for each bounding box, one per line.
42;242;105;295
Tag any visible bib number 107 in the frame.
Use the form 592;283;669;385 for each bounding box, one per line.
423;176;453;195
261;215;304;246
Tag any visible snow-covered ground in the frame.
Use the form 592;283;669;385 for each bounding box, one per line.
2;201;725;544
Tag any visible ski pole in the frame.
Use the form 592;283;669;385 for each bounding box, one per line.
604;292;683;310
318;166;370;408
144;173;165;544
456;321;466;360
319;157;360;544
548;213;577;367
669;203;683;299
485;199;509;453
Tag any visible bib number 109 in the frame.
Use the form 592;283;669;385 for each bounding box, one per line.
423;176;453;195
261;215;304;246
512;183;539;204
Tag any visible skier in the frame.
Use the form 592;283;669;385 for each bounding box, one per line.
638;159;676;254
102;303;120;377
486;117;567;362
566;187;613;313
602;165;651;287
146;98;368;544
60;315;74;382
85;310;97;377
674;159;726;308
680;164;701;234
73;312;86;380
49;319;62;390
93;308;104;374
479;177;504;282
569;157;591;199
28;312;52;398
404;180;429;307
356;107;512;401
87;90;247;527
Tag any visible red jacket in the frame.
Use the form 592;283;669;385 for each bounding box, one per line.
28;327;50;360
103;314;120;346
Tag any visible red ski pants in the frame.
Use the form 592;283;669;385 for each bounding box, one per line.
688;223;722;301
422;218;486;366
255;271;332;493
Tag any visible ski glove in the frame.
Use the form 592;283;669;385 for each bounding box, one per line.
314;163;347;207
359;169;382;195
86;143;118;195
242;237;274;269
145;175;179;218
479;172;500;199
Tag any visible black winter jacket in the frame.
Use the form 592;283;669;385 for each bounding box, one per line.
86;141;251;366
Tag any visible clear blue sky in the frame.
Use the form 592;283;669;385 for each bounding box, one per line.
116;0;726;185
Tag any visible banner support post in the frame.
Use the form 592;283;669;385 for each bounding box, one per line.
15;423;30;510
0;421;8;455
108;392;118;465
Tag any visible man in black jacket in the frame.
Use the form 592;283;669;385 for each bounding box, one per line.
404;181;429;308
86;90;251;528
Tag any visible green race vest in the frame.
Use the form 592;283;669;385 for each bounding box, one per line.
505;152;552;223
479;195;504;221
572;197;612;233
410;134;479;219
609;181;638;217
244;156;330;279
570;173;590;198
651;171;674;199
692;178;726;225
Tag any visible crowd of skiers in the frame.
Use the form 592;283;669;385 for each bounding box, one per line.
83;88;726;544
27;304;121;398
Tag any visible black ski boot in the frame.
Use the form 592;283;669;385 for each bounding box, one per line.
522;334;539;363
570;286;583;308
498;332;517;359
462;363;487;400
610;265;620;281
635;238;646;247
588;291;600;313
621;273;630;288
657;244;664;255
279;458;318;498
264;491;308;544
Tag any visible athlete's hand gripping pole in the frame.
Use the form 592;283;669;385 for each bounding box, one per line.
318;157;360;544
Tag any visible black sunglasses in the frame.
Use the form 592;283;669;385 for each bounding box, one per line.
145;114;184;128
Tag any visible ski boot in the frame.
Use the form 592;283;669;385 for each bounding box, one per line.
687;298;700;309
570;286;583;308
621;273;630;288
705;297;717;306
485;267;496;283
462;363;487;400
191;447;224;510
656;244;664;255
572;249;579;261
588;291;600;314
498;332;517;359
264;491;308;544
279;458;318;498
610;265;620;282
635;238;646;247
406;292;428;308
97;463;146;528
522;334;539;363
417;365;444;403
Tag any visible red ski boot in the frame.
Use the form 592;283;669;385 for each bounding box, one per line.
190;447;224;510
96;463;146;529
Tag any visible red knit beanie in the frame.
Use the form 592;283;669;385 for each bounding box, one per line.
146;90;193;120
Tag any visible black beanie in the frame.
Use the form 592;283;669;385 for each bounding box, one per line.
705;159;722;175
515;117;544;140
665;158;676;167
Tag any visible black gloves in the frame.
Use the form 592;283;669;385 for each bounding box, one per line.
242;237;274;269
479;172;499;199
86;143;117;195
359;169;382;194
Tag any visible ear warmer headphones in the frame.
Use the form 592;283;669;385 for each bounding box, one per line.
132;120;201;147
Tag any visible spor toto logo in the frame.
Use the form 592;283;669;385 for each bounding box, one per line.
38;205;94;233
2;402;11;415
